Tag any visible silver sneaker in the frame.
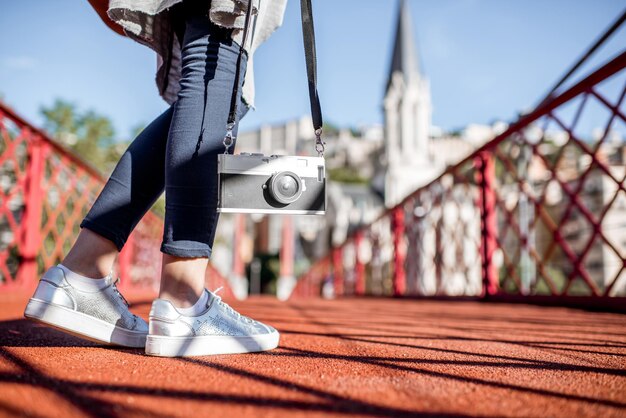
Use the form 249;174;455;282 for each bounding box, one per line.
24;265;148;347
145;288;279;357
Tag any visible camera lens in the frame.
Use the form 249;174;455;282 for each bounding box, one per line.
269;171;303;204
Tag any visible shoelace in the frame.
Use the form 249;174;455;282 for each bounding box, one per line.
111;277;142;328
211;287;254;323
112;277;130;308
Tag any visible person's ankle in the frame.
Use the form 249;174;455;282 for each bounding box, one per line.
58;258;111;279
159;288;204;309
161;290;209;316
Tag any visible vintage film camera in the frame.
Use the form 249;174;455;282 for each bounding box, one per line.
217;152;326;215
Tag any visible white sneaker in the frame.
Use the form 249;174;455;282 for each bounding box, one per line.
145;288;279;357
24;265;148;347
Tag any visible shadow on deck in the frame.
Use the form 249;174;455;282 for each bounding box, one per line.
0;292;624;418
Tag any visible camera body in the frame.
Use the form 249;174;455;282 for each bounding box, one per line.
217;153;326;215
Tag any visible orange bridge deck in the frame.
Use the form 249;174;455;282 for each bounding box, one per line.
0;292;624;418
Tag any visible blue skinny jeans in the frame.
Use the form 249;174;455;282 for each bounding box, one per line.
80;4;248;258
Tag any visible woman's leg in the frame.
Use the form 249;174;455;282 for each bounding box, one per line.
63;3;248;308
63;106;174;278
158;6;248;308
24;107;173;346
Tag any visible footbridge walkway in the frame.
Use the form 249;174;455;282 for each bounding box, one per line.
0;291;624;417
0;24;625;418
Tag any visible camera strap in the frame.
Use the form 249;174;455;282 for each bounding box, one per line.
222;0;255;154
300;0;324;156
223;0;325;157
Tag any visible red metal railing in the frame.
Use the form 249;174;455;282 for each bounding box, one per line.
292;52;626;309
0;101;232;297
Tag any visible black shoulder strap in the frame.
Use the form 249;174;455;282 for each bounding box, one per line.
227;0;255;126
226;0;324;154
300;0;323;133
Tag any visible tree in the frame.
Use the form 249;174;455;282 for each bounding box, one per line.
40;99;166;218
40;99;122;174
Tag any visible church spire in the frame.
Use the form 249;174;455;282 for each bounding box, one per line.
387;0;420;90
381;0;432;207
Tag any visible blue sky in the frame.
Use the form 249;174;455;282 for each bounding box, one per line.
0;0;625;141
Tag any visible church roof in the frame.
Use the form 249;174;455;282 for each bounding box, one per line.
386;0;421;91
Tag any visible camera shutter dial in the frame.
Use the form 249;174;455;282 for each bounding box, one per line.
268;171;303;204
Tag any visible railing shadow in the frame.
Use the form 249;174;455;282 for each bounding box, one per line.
1;319;104;348
0;344;479;418
1;296;624;416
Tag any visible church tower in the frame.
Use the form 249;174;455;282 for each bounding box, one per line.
382;0;438;207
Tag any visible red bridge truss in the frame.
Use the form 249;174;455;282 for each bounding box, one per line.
293;52;626;311
0;101;232;297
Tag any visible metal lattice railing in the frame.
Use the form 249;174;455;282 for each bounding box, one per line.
0;101;232;296
292;52;626;309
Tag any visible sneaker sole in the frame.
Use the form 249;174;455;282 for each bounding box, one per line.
145;331;280;357
24;298;147;348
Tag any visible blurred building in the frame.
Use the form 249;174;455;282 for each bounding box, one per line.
210;0;510;297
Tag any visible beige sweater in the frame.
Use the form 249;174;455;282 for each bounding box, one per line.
107;0;287;107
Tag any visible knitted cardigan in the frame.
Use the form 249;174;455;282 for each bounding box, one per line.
106;0;287;107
